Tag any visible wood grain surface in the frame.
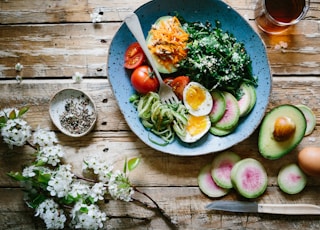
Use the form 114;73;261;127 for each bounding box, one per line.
1;0;320;229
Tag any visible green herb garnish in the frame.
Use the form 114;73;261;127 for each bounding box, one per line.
178;19;257;95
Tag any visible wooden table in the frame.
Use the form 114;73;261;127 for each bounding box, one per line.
1;0;320;229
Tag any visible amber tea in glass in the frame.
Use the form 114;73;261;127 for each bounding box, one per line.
255;0;310;34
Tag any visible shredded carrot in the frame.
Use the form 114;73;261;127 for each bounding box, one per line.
148;16;189;71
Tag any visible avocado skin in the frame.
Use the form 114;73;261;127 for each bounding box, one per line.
258;104;306;160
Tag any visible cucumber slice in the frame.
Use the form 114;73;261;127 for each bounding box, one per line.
214;92;240;130
295;104;316;136
237;83;256;117
209;90;226;123
209;125;234;136
211;151;241;189
198;164;229;198
231;158;268;199
278;163;307;195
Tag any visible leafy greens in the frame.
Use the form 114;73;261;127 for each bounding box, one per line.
178;19;257;96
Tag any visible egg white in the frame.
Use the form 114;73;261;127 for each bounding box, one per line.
183;82;213;116
177;114;211;143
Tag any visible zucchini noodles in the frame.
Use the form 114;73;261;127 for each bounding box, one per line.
130;92;188;145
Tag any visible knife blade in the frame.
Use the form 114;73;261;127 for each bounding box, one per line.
205;201;320;215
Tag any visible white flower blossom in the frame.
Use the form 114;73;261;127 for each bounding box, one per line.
90;11;102;23
32;128;58;147
47;164;74;198
83;156;113;183
90;182;106;202
1;118;32;148
70;202;107;230
37;145;64;166
69;181;90;199
15;63;23;71
22;165;38;178
35;199;66;229
108;170;134;202
72;72;83;83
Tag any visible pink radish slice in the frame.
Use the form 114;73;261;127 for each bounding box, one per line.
231;158;268;199
209;90;226;123
211;151;241;189
278;163;307;195
198;164;229;198
214;92;240;130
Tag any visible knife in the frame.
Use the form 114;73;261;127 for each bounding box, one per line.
206;201;320;215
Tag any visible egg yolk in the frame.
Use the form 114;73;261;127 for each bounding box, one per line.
187;115;208;136
185;85;206;110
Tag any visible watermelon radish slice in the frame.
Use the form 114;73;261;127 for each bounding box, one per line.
214;92;240;130
278;163;307;195
211;151;241;189
198;164;229;198
209;125;234;136
295;104;316;136
237;83;256;117
209;90;226;123
231;158;268;199
247;84;257;114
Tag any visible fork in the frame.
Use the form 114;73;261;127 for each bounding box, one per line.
124;13;179;104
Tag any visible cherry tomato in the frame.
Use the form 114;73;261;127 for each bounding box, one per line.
131;65;159;94
166;76;190;100
124;42;146;69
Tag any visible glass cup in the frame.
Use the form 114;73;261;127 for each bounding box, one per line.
255;0;310;34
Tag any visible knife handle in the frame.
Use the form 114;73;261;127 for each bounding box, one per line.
258;204;320;215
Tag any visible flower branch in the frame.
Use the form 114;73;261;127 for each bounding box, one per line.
1;107;174;229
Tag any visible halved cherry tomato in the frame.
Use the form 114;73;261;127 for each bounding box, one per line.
131;65;159;94
165;76;190;100
124;42;146;69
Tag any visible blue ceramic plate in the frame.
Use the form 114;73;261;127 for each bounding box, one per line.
108;0;271;156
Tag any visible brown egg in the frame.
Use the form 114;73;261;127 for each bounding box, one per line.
298;147;320;177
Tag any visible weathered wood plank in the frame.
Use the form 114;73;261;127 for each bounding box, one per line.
0;23;117;78
1;22;319;78
0;0;149;24
1;128;319;187
0;0;260;24
1;0;319;24
1;187;320;229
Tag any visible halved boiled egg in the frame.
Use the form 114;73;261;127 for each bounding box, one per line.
177;114;211;143
183;82;213;116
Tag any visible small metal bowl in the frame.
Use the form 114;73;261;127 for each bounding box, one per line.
49;88;97;137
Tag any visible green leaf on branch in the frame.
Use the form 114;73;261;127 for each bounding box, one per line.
28;194;47;209
37;172;51;184
8;109;16;119
7;171;25;181
0;116;6;126
128;157;140;171
18;106;29;117
80;206;88;214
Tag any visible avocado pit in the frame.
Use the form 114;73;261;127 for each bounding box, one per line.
273;116;296;142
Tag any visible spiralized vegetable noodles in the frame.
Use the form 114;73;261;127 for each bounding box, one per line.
131;92;188;145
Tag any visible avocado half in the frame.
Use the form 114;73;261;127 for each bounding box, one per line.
146;16;178;74
258;104;306;160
